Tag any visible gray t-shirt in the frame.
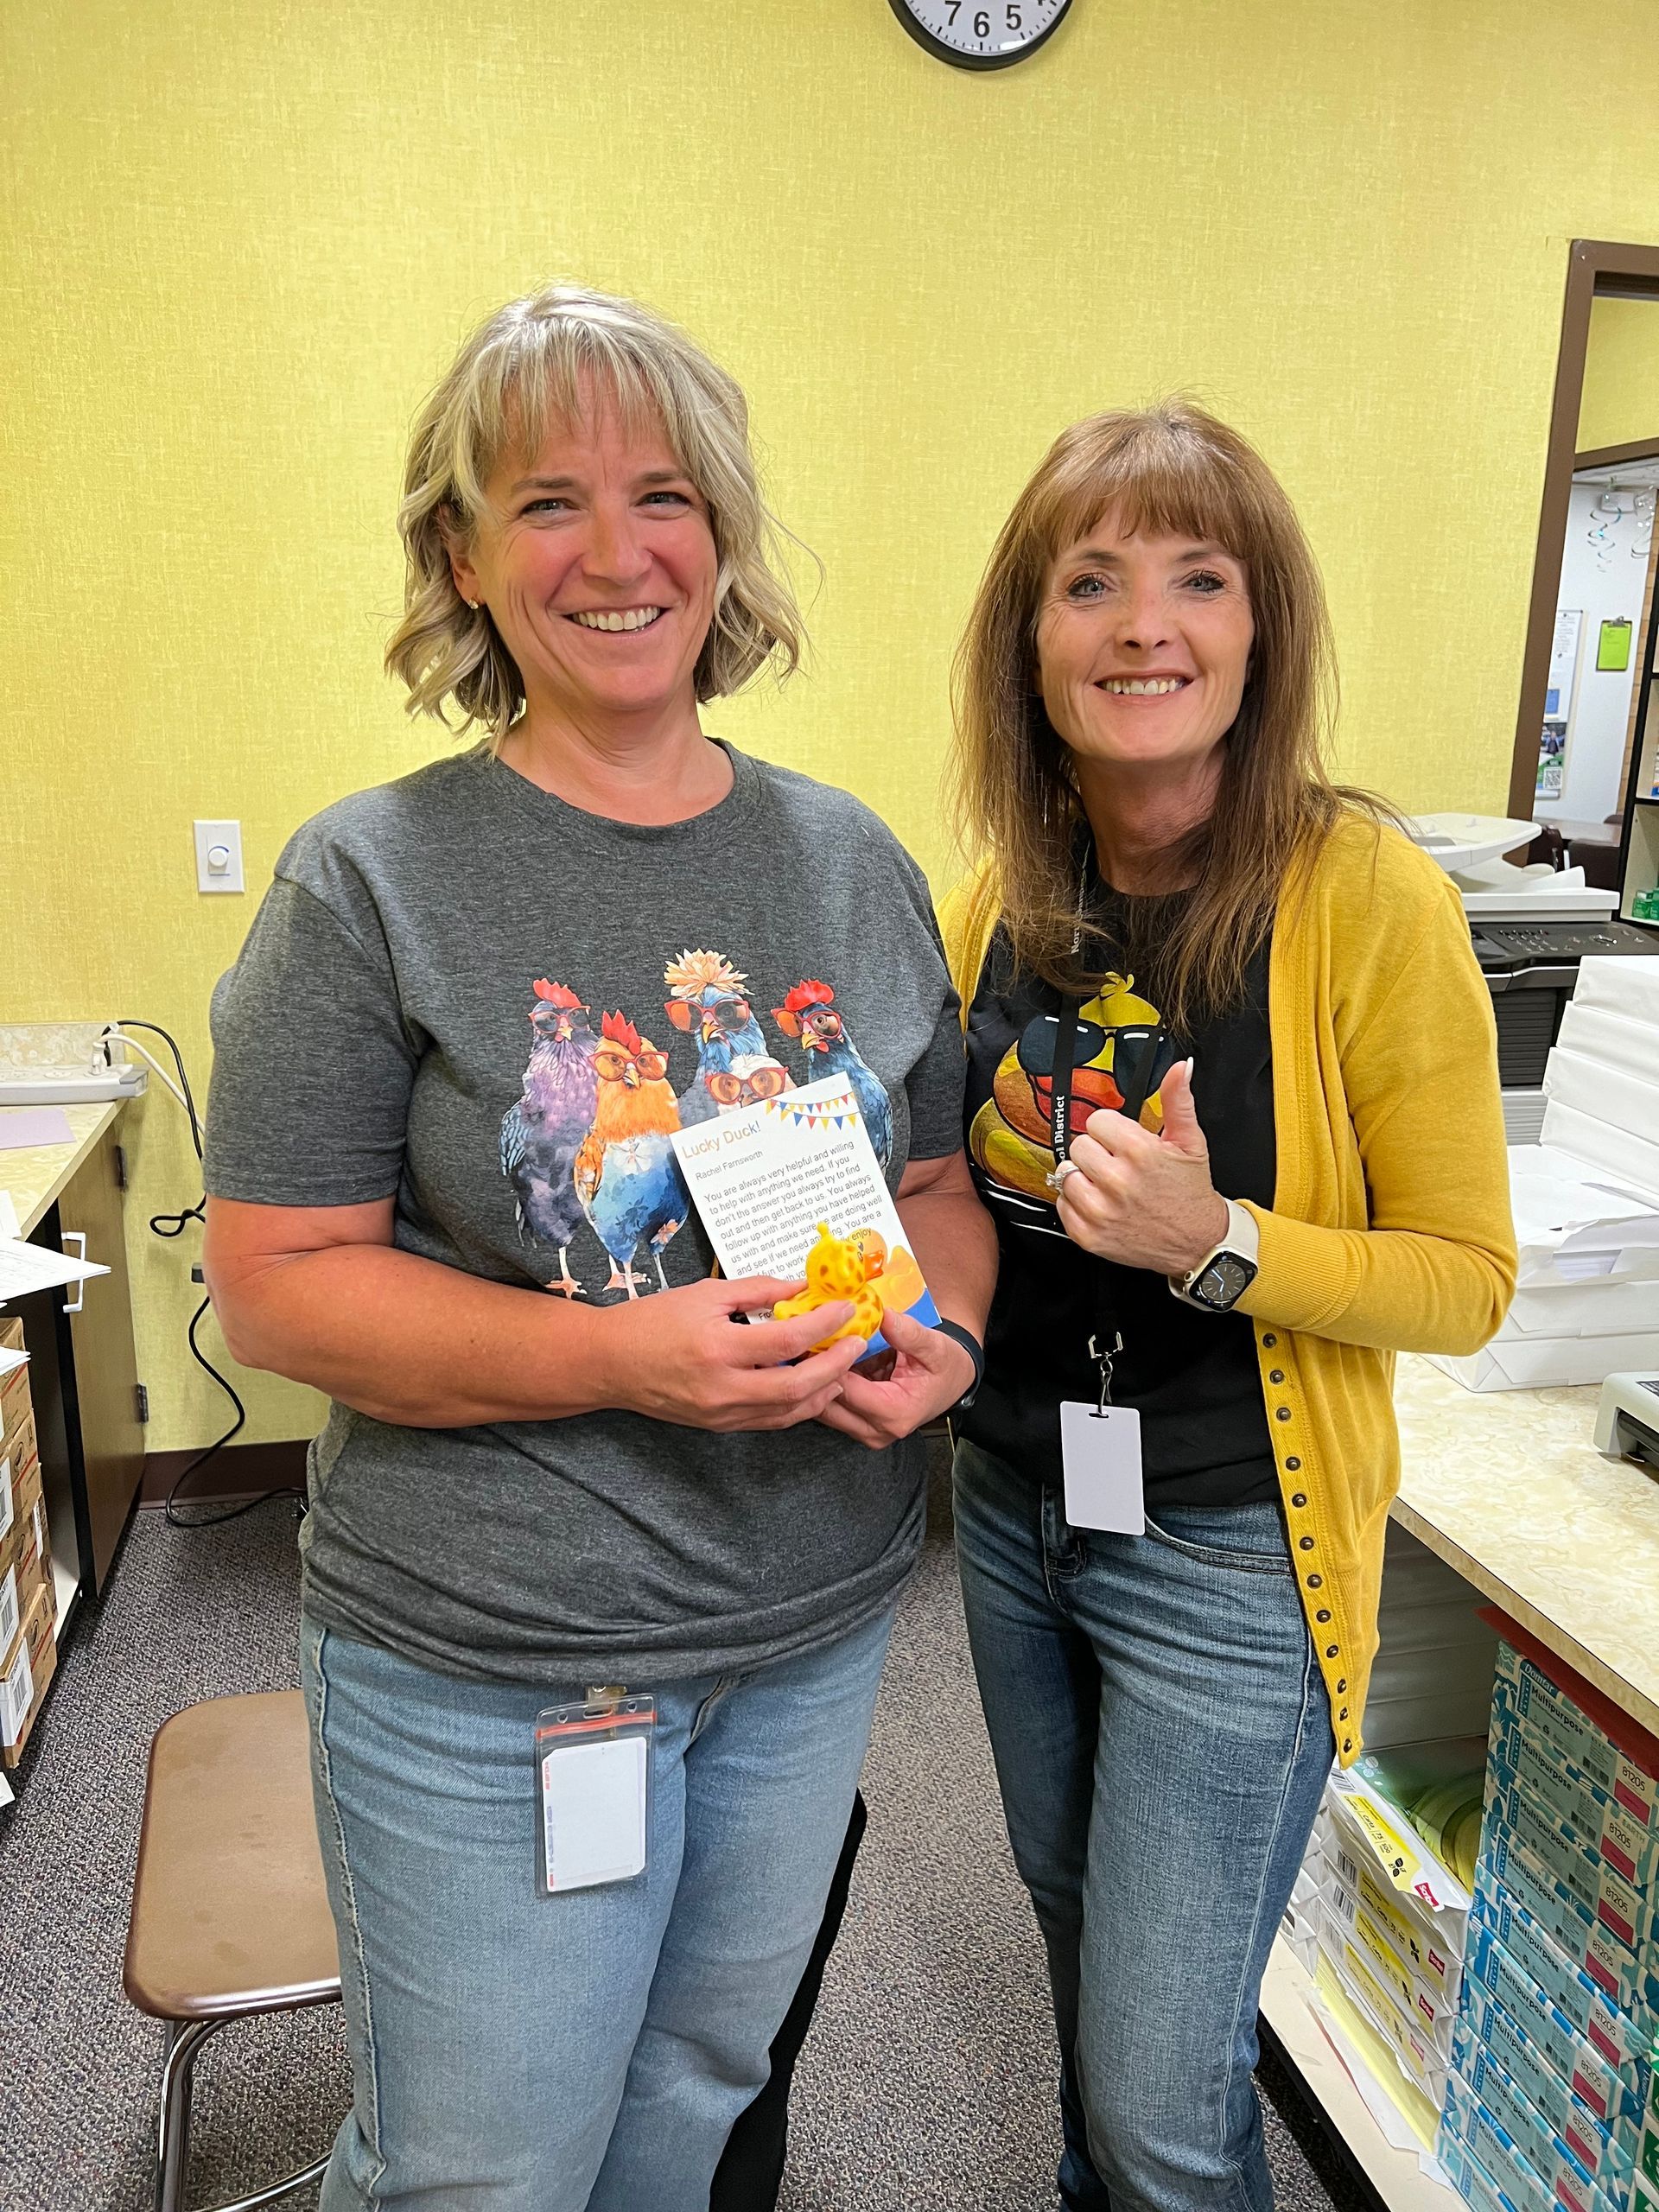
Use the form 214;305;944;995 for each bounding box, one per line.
204;743;964;1686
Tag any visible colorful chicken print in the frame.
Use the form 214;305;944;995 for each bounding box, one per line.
663;950;790;1127
500;980;601;1298
772;979;893;1168
574;1012;689;1297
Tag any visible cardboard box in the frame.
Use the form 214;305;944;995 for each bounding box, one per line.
1456;1984;1640;2190
1484;1765;1656;1955
1497;1645;1659;1831
0;1346;30;1453
1450;2020;1630;2209
1;1578;56;1768
1463;1916;1647;2135
1471;1881;1656;2074
1476;1823;1659;2021
1494;1691;1659;1897
0;1456;45;1591
1434;2134;1522;2212
1441;2069;1615;2212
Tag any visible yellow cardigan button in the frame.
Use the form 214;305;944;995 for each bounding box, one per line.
1269;1370;1285;1385
1274;1407;1291;1421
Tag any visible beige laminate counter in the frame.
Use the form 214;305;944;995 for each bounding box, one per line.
0;1103;124;1238
1392;1352;1659;1740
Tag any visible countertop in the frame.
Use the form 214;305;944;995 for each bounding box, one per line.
0;1103;125;1238
1393;1353;1659;1739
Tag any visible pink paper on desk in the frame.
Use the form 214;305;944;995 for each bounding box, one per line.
0;1108;75;1150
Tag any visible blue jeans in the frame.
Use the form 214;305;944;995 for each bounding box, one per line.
953;1441;1333;2212
300;1602;894;2212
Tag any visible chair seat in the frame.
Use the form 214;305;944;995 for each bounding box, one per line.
124;1690;341;2021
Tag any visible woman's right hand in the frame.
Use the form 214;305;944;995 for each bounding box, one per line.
601;1276;868;1432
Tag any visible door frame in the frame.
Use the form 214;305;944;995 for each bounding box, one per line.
1508;239;1659;820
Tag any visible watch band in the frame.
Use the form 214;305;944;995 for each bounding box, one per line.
934;1319;984;1409
1169;1200;1260;1312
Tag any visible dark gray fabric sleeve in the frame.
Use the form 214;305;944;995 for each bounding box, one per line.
203;874;417;1207
905;900;967;1162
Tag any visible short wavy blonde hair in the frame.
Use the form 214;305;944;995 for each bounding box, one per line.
386;284;807;746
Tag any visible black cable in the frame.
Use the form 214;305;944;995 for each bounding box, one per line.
109;1019;305;1529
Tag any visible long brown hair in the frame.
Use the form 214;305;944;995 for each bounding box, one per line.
950;400;1387;1027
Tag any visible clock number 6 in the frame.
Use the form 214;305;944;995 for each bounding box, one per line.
974;8;990;30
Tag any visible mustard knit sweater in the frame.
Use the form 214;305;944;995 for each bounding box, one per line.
938;816;1517;1763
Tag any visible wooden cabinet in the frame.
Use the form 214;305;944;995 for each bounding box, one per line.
56;1132;144;1588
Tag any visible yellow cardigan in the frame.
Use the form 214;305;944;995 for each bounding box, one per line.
938;816;1517;1764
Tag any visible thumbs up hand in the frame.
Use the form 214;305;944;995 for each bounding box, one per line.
1054;1058;1231;1274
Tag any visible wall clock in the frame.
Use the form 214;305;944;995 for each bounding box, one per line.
888;0;1073;70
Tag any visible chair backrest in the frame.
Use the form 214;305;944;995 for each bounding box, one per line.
124;1689;340;2021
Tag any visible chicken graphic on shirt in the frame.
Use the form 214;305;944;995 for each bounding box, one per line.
500;979;601;1299
969;972;1164;1210
772;980;893;1168
663;950;791;1127
574;1012;690;1296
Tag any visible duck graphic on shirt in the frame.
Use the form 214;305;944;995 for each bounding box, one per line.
970;971;1168;1230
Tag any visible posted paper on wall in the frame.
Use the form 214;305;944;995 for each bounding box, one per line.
671;1072;938;1357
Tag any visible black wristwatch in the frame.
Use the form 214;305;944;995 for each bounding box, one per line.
934;1319;984;1411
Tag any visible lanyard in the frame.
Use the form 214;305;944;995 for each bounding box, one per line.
1050;998;1170;1401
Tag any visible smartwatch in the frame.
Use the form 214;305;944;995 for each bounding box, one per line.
1169;1199;1260;1314
934;1319;984;1410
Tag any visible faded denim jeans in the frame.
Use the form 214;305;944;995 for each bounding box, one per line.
953;1440;1334;2212
300;1602;893;2212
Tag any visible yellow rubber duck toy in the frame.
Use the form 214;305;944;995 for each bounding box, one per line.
774;1224;887;1351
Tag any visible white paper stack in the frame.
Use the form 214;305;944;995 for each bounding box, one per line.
1428;953;1659;1391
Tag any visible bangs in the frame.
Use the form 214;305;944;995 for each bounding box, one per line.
450;320;696;523
1035;412;1260;573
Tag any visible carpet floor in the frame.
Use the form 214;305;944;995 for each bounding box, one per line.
0;1455;1370;2211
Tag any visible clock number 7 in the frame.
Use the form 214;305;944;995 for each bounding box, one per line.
943;0;961;20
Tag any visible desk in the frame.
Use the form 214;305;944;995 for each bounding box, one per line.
0;1103;144;1637
1260;1356;1659;2207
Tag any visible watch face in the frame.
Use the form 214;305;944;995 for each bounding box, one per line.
1195;1255;1254;1308
888;0;1073;70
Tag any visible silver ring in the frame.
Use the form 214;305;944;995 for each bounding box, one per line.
1046;1160;1082;1192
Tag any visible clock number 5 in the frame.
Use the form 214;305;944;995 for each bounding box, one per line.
1007;3;1024;24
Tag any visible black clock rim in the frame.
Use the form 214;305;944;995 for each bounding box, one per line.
886;0;1072;72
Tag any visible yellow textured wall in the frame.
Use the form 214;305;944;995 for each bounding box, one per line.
1578;296;1659;454
4;0;1659;1451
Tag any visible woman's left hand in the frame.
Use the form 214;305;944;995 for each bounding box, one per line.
1056;1059;1230;1274
815;1304;976;1451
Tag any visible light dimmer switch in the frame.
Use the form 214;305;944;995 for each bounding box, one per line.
194;819;245;893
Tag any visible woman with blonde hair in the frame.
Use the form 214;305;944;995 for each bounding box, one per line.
202;283;994;2211
940;401;1514;2209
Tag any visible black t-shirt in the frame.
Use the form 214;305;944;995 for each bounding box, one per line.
961;896;1279;1509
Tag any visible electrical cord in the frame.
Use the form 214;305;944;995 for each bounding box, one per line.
107;1018;305;1529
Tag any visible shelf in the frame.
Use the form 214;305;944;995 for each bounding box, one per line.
1259;1942;1457;2211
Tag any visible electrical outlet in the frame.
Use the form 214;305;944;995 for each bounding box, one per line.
194;819;245;894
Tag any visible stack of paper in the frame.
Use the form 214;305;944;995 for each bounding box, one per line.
1428;951;1659;1390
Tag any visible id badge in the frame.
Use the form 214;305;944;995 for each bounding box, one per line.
1060;1402;1145;1533
535;1693;654;1896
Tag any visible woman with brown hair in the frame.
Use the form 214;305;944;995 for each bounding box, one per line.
939;402;1515;2210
